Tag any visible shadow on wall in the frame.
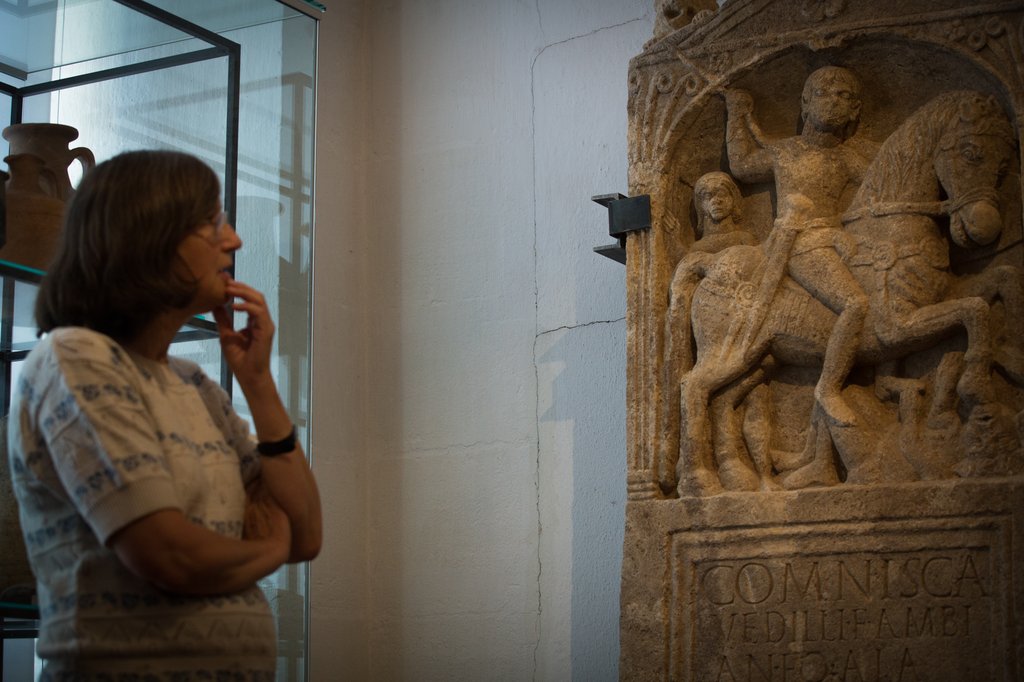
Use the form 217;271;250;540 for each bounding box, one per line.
537;311;627;681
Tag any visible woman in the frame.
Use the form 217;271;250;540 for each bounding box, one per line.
8;150;322;680
690;170;755;252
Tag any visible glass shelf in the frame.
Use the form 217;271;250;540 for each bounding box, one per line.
0;0;312;85
0;257;220;355
0;601;38;618
0;600;40;645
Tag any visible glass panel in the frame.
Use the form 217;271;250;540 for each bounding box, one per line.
223;13;316;682
0;3;317;679
0;0;308;81
10;278;37;348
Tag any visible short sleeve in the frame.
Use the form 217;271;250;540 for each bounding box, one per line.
36;335;181;543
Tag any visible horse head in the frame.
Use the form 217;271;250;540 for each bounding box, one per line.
934;93;1016;248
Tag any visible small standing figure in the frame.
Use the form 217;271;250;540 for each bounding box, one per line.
724;66;878;426
664;171;763;491
667;170;759;365
667;170;759;369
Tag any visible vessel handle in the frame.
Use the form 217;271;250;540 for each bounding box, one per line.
70;146;95;177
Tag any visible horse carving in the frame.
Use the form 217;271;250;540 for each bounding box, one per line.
664;91;1020;497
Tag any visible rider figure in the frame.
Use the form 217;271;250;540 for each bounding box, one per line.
724;65;878;426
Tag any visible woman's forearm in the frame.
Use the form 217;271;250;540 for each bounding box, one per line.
110;508;291;595
236;375;323;562
256;449;323;562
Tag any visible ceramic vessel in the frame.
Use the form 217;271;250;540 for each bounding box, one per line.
2;123;94;201
1;153;66;271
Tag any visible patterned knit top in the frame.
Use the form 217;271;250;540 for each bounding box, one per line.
8;327;277;681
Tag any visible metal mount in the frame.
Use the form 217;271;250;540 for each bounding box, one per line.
592;193;651;264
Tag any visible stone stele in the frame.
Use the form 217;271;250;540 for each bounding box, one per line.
618;0;1024;680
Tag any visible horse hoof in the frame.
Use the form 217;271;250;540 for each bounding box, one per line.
677;468;725;497
778;456;840;490
956;364;994;407
815;388;858;428
718;458;759;491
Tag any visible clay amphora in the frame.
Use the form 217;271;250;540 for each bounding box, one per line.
2;153;65;271
3;123;94;201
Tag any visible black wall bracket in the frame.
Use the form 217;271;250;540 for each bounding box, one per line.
592;193;651;264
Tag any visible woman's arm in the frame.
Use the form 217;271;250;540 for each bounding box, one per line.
214;281;323;562
108;505;290;595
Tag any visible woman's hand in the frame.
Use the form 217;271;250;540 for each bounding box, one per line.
213;279;275;386
214;280;322;563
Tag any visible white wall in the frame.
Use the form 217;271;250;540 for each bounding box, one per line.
310;2;653;679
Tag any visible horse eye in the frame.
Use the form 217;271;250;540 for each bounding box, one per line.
960;144;982;164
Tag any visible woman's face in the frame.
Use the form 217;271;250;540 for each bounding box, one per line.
176;206;242;314
697;182;735;223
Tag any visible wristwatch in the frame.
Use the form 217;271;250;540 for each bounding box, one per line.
257;425;297;456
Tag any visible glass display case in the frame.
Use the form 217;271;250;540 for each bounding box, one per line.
0;1;320;679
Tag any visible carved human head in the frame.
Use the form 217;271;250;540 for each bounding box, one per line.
801;66;863;138
694;171;742;236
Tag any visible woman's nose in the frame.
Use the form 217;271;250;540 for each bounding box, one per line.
222;222;243;251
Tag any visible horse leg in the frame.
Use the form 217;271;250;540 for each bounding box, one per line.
777;407;841;490
714;364;774;492
742;382;785;491
658;268;701;492
879;296;994;407
677;343;771;496
788;247;869;427
950;265;1024;384
678;369;724;497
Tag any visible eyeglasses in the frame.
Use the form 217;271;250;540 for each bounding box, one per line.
193;211;229;245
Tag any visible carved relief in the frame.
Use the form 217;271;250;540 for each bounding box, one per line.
619;3;1024;678
671;86;1020;497
619;6;1024;678
624;1;1024;500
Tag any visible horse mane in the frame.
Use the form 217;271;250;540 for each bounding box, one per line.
850;91;1013;207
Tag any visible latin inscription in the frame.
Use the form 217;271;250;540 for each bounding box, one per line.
684;551;996;681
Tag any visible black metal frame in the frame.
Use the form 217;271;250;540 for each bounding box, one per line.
0;601;40;682
592;193;652;264
0;0;241;393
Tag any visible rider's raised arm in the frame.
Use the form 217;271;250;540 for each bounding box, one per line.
723;89;775;184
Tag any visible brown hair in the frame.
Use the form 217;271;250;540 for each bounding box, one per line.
35;150;221;341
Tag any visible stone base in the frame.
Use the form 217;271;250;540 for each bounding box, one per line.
619;479;1024;681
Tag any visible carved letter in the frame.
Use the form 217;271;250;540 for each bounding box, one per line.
922;556;953;597
955;554;989;598
736;563;774;604
702;564;736;605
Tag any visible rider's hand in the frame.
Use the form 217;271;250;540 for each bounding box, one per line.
724;89;754;116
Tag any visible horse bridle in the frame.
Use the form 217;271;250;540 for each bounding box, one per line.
841;186;1001;225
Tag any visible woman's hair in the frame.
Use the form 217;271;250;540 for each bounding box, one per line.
35;150;221;340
